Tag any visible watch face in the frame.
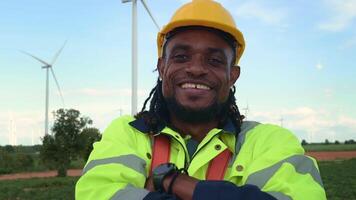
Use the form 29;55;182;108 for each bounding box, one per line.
153;163;178;192
154;163;176;175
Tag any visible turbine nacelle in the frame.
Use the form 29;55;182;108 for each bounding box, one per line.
42;65;51;69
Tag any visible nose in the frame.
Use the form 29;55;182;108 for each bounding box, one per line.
185;55;208;77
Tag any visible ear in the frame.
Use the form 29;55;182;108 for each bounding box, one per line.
157;58;164;80
229;65;240;86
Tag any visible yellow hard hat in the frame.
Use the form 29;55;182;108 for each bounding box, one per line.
157;0;245;65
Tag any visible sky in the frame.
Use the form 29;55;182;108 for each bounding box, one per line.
0;0;355;145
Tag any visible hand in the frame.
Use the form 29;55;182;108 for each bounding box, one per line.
164;173;197;200
145;176;155;192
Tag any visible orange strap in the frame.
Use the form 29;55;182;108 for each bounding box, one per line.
149;135;171;176
150;135;231;180
206;148;232;180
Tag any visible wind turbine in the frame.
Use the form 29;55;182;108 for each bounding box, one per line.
21;41;66;136
7;111;17;146
242;102;250;119
121;0;160;115
279;116;284;127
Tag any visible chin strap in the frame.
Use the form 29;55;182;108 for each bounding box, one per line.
150;134;232;180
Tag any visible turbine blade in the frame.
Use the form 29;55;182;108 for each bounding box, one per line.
140;0;160;30
50;67;65;108
51;40;67;66
20;50;50;66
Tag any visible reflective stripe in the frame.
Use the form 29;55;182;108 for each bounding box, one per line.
82;154;147;177
110;184;149;200
246;155;323;189
267;192;292;200
231;121;260;163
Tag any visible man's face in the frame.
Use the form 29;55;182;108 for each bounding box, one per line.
158;29;240;114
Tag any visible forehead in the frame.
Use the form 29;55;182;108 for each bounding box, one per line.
165;29;232;53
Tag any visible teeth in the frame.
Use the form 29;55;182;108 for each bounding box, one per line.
196;84;210;90
181;83;210;90
182;83;196;89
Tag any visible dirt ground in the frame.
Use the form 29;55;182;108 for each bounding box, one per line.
1;151;356;180
306;151;356;161
0;169;82;181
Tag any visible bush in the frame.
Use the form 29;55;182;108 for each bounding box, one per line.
0;150;14;174
0;150;35;174
14;153;34;171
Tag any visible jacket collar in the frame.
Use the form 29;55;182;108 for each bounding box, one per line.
129;117;236;135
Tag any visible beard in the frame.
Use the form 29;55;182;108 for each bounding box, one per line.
164;96;229;124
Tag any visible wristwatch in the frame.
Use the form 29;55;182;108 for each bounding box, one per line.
152;163;178;192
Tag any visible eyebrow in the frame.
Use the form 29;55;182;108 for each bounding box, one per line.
207;47;226;57
169;45;228;59
170;44;191;53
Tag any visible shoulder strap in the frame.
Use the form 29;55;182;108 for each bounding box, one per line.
150;134;231;180
206;148;232;180
149;135;171;176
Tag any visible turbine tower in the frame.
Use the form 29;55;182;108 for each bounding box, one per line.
242;102;250;119
21;41;66;135
279;116;284;127
8;112;17;146
121;0;160;115
31;128;35;146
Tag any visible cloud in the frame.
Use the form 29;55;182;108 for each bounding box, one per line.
318;0;356;32
0;110;43;145
235;1;289;27
316;62;324;70
249;106;356;142
61;88;150;97
0;87;153;145
0;104;128;145
323;88;334;98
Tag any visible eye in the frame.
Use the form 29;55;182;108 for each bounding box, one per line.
173;54;189;62
210;58;222;63
208;57;225;66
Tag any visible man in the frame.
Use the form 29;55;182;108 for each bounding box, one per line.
76;0;327;199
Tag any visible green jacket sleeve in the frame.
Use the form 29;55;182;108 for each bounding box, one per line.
75;116;151;200
243;124;327;200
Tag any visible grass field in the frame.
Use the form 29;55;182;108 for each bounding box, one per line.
303;144;356;152
319;159;356;200
0;159;355;199
0;176;79;200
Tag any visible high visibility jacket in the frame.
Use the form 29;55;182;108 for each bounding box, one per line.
76;115;326;200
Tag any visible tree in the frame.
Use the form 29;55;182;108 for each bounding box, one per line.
324;139;330;145
345;139;356;144
40;108;93;177
334;140;340;144
301;139;308;145
79;128;101;161
4;145;15;153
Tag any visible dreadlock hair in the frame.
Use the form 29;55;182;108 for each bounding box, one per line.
135;79;245;135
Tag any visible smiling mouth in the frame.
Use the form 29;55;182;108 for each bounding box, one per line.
180;83;211;90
